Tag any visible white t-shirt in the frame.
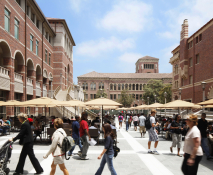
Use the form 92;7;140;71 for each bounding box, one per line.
139;116;146;126
126;115;130;122
183;126;203;156
150;116;156;126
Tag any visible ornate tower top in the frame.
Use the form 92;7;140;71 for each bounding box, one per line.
135;56;159;73
180;19;188;41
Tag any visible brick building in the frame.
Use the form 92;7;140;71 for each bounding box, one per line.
78;56;172;106
0;0;75;117
170;19;213;103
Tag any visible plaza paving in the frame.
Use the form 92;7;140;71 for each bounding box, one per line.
1;119;213;175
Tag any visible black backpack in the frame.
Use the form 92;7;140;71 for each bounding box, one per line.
145;117;152;130
113;140;120;158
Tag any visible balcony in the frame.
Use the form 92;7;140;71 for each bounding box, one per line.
14;73;23;93
169;52;180;64
0;66;10;91
26;77;33;95
36;81;41;97
43;85;47;97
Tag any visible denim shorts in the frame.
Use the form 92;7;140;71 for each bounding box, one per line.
119;120;123;122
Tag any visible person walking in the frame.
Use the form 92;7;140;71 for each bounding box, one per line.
95;124;117;175
9;113;43;175
129;115;132;128
118;113;123;129
147;109;159;155
125;114;130;132
182;115;203;175
138;113;146;138
170;114;183;157
133;114;138;131
68;116;83;156
43;118;69;175
197;113;213;160
79;112;91;160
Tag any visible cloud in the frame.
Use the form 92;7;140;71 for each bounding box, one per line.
118;52;143;63
98;0;153;32
158;0;213;39
76;37;135;57
68;0;88;13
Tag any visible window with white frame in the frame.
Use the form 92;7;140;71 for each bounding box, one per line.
4;8;10;32
14;18;19;40
30;34;33;51
36;40;39;55
45;50;47;63
49;53;51;65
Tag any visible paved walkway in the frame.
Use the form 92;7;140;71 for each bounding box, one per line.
1;119;212;175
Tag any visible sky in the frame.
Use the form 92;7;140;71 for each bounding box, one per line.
36;0;213;84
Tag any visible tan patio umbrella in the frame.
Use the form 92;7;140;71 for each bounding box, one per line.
135;104;148;109
117;107;129;110
160;100;201;109
198;99;213;105
85;98;122;126
147;103;163;109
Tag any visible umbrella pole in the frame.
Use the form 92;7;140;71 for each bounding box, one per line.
75;106;76;116
102;105;103;127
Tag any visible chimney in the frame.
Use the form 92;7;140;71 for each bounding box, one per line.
180;19;188;41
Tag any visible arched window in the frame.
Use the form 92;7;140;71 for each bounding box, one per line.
125;84;128;90
93;83;96;90
118;84;121;90
85;83;88;90
99;82;104;89
133;84;135;90
122;84;124;90
136;84;139;90
114;84;116;90
129;84;131;90
90;83;93;90
140;84;142;90
110;84;113;90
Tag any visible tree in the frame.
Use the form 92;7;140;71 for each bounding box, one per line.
143;79;164;104
117;89;134;107
158;84;172;104
96;89;107;98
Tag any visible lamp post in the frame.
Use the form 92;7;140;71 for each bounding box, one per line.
137;100;139;114
201;82;206;112
164;92;167;117
142;98;144;113
154;94;157;103
147;97;149;105
179;88;182;100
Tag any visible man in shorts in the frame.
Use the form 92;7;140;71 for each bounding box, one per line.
138;113;146;138
148;109;159;155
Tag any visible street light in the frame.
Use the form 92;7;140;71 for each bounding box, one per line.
100;89;104;98
137;100;139;114
142;98;144;113
154;94;157;103
164;92;167;117
179;88;182;100
147;97;149;105
201;82;206;102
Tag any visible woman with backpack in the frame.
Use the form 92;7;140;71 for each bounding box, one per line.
118;113;123;129
95;124;117;175
43;118;69;175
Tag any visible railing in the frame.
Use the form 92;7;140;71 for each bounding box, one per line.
14;72;23;81
0;66;10;91
36;81;41;97
27;77;33;85
0;66;9;77
169;52;179;63
14;72;23;93
48;90;53;98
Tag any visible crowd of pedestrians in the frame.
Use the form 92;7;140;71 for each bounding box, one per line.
119;110;213;175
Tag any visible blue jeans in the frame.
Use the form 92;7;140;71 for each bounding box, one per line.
201;138;210;157
126;121;129;131
95;154;117;175
68;138;82;155
3;126;9;134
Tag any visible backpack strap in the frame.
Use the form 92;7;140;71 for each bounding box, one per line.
57;131;64;148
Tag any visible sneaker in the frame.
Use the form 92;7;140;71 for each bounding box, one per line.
153;151;159;155
148;151;153;154
77;152;82;157
81;156;89;160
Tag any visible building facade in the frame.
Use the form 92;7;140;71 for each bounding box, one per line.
0;0;75;117
78;56;172;106
170;19;213;103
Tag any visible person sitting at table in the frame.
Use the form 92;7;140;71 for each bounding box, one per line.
91;117;100;126
2;118;11;135
33;119;42;142
89;124;100;134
